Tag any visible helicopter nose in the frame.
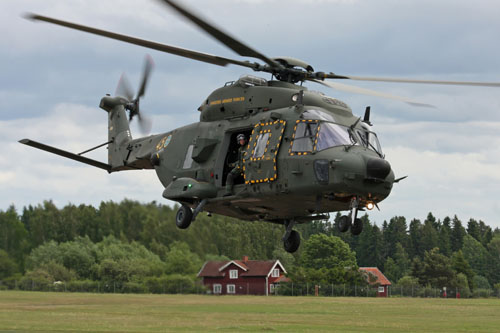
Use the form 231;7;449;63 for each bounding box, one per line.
366;157;391;180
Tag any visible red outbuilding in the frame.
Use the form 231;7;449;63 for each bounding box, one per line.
359;267;392;297
198;256;288;295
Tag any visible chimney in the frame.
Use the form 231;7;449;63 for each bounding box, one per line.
242;255;249;262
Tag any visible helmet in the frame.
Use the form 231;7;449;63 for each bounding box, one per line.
236;134;246;141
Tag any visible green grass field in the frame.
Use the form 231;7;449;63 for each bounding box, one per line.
1;291;499;332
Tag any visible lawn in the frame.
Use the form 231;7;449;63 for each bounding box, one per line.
0;291;499;332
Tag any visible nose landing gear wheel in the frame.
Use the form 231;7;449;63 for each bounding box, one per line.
176;204;193;229
351;218;363;235
337;215;351;233
283;230;300;253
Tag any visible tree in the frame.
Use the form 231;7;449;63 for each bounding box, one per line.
0;206;28;270
164;241;202;275
383;258;399;283
383;243;410;282
451;216;466;252
420;220;439;253
0;250;18;279
438;217;452;256
451;250;474;289
354;216;384;268
467;219;480;242
297;234;360;284
455;273;470;297
462;235;490;280
487;236;500;285
417;248;456;288
408;219;423;258
383;216;408;259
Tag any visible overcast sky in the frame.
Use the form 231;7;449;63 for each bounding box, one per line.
1;0;499;229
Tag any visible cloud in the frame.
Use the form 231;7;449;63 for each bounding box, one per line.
1;0;500;228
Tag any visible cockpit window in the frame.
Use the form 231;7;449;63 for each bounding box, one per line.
356;129;383;156
316;123;357;151
291;121;319;153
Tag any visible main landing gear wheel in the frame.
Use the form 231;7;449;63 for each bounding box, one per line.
337;215;351;233
176;204;193;229
283;230;300;253
351;218;363;235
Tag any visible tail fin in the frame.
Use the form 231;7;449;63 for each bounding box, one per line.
100;96;132;168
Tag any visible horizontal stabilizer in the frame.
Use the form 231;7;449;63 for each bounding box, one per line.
19;139;112;172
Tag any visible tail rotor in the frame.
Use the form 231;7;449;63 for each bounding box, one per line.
115;54;154;135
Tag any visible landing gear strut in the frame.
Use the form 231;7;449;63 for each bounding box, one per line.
336;197;363;236
282;220;300;253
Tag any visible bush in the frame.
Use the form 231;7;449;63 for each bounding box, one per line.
66;280;99;293
164;274;195;294
144;276;167;294
472;275;491;290
397;276;419;288
0;274;22;290
472;288;493;298
417;286;439;298
19;269;53;291
122;282;148;294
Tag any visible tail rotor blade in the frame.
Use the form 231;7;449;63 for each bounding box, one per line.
137;111;152;135
116;73;135;101
137;54;154;99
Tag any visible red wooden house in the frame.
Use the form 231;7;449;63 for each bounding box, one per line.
359;267;392;297
198;256;288;295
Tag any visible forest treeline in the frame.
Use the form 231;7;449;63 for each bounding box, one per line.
0;200;499;295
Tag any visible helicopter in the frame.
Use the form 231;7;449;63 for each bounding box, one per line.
19;0;500;253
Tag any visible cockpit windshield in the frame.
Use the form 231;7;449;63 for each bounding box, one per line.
316;123;357;151
291;109;383;156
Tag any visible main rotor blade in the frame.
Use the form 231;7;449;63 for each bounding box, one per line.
313;79;435;108
159;0;281;70
25;13;256;69
324;74;500;87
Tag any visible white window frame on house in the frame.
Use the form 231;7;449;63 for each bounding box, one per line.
269;284;275;294
378;286;385;293
229;269;238;279
213;284;222;294
227;284;236;294
271;268;279;277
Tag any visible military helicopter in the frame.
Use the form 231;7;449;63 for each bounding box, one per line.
20;0;500;253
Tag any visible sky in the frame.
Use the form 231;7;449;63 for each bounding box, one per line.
1;0;499;228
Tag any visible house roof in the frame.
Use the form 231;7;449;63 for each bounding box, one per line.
198;259;286;278
359;267;391;286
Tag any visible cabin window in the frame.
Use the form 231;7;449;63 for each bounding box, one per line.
182;145;195;169
227;284;236;294
253;132;270;158
213;284;222;294
269;284;275;294
291;121;318;152
229;269;238;279
271;268;279;277
378;286;385;293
